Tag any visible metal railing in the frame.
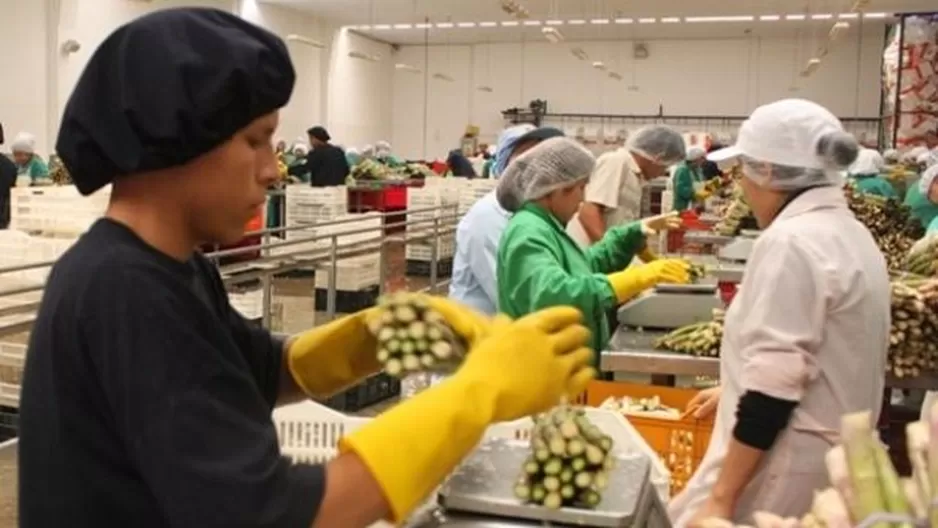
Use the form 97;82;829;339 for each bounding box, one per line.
0;203;463;337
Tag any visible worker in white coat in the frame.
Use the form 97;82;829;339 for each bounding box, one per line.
669;99;891;527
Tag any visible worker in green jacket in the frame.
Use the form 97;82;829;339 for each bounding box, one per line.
495;137;691;360
847;148;896;198
906;163;938;229
672;145;709;211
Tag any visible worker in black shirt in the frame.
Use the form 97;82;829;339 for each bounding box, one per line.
0;122;16;228
17;8;594;528
289;125;350;187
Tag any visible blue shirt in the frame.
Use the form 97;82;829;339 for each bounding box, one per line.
449;192;510;315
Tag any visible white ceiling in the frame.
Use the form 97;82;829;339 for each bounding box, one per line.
261;0;935;44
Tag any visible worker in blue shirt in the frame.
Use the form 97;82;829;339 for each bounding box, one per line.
448;125;564;314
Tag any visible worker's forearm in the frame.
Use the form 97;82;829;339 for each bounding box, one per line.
579;203;607;243
277;335;307;406
312;452;390;528
710;438;765;511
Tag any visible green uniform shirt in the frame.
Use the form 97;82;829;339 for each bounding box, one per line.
672;161;702;211
496;202;646;358
905;184;938;229
851;174;897;199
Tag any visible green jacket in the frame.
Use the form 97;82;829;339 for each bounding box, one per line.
905;184;938;229
496;202;646;358
851;174;897;199
927;216;938;235
672;161;702;211
16;156;49;185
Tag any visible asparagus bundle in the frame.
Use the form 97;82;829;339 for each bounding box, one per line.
513;407;616;510
350;158;396;181
844;184;924;270
888;279;938;379
905;236;938;277
688;263;708;283
48;155;72;185
367;293;467;377
714;184;754;237
653;309;726;358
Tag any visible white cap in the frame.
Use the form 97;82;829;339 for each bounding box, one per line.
708;99;844;170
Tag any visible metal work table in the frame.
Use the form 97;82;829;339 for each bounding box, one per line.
681;232;734;247
602;328;720;378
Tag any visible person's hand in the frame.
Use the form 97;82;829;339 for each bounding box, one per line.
684;386;722;420
694;189;712;201
607;259;691;302
688;497;734;528
641;212;683;234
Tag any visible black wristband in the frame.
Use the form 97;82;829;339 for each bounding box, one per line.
732;390;798;451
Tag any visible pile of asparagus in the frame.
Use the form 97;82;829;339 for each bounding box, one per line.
905;237;938;277
698;408;936;528
653;309;726;358
367;293;467;377
844;184;924;270
48;155;72;186
714;185;753;237
513;407;615;510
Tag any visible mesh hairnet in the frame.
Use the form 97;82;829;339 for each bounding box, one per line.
904;146;928;163
361;145;375;158
626;125;686;166
496;137;596;212
11;132;35;154
740;131;857;191
494;124;536;177
883;149;899;163
686;146;706;160
917;150;938;168
848;148;884;175
919;165;938;196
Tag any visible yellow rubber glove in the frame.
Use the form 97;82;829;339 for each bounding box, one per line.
287;294;493;398
339;306;595;523
694;189;711;201
606;258;691;303
640;211;683;235
637;246;658;262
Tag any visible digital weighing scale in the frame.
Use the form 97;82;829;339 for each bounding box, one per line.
616;283;724;330
716;229;760;263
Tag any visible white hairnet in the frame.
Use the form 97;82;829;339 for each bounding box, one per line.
904;146;928;163
626;125;686;166
741;131;857;191
686;146;706;161
917;150;938;168
496;137;596;212
346;147;361;156
919;164;938;196
375;140;392;157
11;132;35;154
883;148;899;163
362;144;375;158
848;148;885;175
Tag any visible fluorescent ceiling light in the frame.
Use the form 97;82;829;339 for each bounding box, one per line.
546;20;564;25
661;17;681;23
801;57;822;77
416;23;431;29
501;20;520;26
785;14;806;20
608;71;623;80
523;20;542;26
357;24;372;30
759;15;780;21
395;63;421;73
433;72;454;82
542;26;565;43
373;24;391;30
686;15;754;23
811;13;833;20
479;21;497;27
477;85;494;92
592;61;606;70
457;22;476;28
864;12;888;19
638;18;656;24
348;50;381;62
436;22;454;28
615;18;634;24
286;34;326;48
838;13;859;19
590;18;610;24
393;23;412;29
568;19;586;25
833;21;850;29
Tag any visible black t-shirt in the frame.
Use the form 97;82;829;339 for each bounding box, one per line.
290;144;349;187
18;218;324;528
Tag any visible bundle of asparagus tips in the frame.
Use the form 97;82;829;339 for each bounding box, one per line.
367;293;467;377
513;407;615;510
653;309;725;358
688;262;708;283
888;278;938;379
844;184;924;270
905;237;938;277
714;184;753;237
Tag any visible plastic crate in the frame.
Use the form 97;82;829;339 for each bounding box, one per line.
0;343;26;410
585;380;713;496
313;213;383;248
405;258;454;277
314;255;380;291
314;285;379;314
10;186;109;237
229;289;264;320
285;185;347;207
405;235;455;261
0;406;18;441
323;372;402;413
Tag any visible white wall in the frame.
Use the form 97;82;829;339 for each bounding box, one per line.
392;28;886;160
326;29;394;150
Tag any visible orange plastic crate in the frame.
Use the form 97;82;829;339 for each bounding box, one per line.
585;380;713;494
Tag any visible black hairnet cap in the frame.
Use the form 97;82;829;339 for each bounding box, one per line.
56;8;296;195
307;126;331;142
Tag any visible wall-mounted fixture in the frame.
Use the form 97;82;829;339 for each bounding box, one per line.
348;50;381;62
286;34;325;49
60;39;81;55
592;61;607;71
433;73;455;82
477;85;494;92
542;26;564;43
395;63;421;73
608;72;623;80
571;47;589;61
801;57;822;77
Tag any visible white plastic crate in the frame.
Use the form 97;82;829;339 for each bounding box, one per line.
0;342;26;409
406;235;455;261
314;254;381;291
285;185;347;207
0;230;74;283
271;403;669;503
229;289;263;320
10;186;109;237
314;213;383;248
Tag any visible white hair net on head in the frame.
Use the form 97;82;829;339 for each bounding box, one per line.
496;137;596;212
919;164;938;196
686;146;706;161
904;146;928;163
848;148;885;175
361;144;375;158
11;132;35;154
883;149;899;163
741;131;858;191
626;125;686;166
917;150;938;168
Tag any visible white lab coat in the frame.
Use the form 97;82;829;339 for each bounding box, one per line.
668;187;890;526
567;148;644;248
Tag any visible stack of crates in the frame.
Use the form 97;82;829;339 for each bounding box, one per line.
10;186;110;238
278;185;348;257
405;184;459;277
229;289;264;322
457;179;497;214
312;213;383;312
